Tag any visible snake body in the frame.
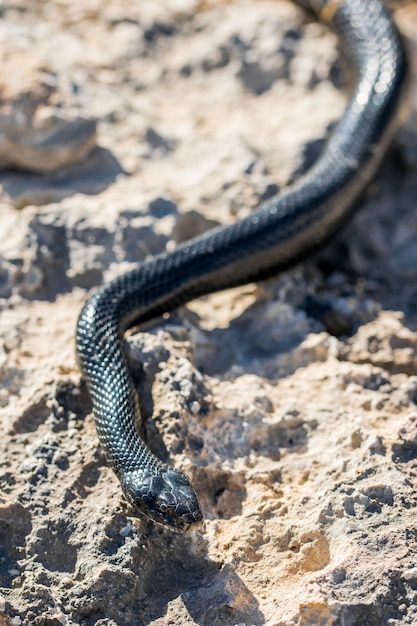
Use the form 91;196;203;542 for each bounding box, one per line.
76;0;408;532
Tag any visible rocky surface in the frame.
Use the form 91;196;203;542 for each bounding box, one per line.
0;53;97;174
1;1;417;625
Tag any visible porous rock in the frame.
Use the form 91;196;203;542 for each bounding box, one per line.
1;1;417;626
0;54;97;174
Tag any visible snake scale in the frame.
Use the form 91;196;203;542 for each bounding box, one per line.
76;0;408;532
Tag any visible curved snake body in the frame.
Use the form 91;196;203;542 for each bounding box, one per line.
76;0;408;532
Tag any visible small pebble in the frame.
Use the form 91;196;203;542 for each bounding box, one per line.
119;521;133;537
8;569;20;576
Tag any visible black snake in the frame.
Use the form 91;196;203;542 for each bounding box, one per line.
76;0;408;532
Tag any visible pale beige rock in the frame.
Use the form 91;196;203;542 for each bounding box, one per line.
0;54;96;174
0;1;417;625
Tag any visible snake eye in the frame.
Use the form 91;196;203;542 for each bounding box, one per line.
159;503;168;513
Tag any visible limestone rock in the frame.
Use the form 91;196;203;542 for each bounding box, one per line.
0;54;97;173
1;1;417;625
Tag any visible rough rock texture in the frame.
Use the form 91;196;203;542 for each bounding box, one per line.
1;1;417;625
0;54;97;174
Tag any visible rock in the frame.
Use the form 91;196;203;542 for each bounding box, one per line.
0;112;97;174
0;147;124;210
0;54;97;173
1;1;417;625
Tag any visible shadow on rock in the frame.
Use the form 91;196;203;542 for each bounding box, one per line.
0;146;126;210
128;529;264;626
66;516;264;626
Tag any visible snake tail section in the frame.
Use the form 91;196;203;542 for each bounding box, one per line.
76;0;408;532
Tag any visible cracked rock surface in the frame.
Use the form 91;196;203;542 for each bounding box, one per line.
1;1;417;625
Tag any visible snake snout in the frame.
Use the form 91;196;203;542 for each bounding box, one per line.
163;469;204;532
122;468;204;532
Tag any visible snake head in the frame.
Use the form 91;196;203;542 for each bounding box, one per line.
122;468;204;532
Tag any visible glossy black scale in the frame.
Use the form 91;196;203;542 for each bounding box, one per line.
76;0;408;532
